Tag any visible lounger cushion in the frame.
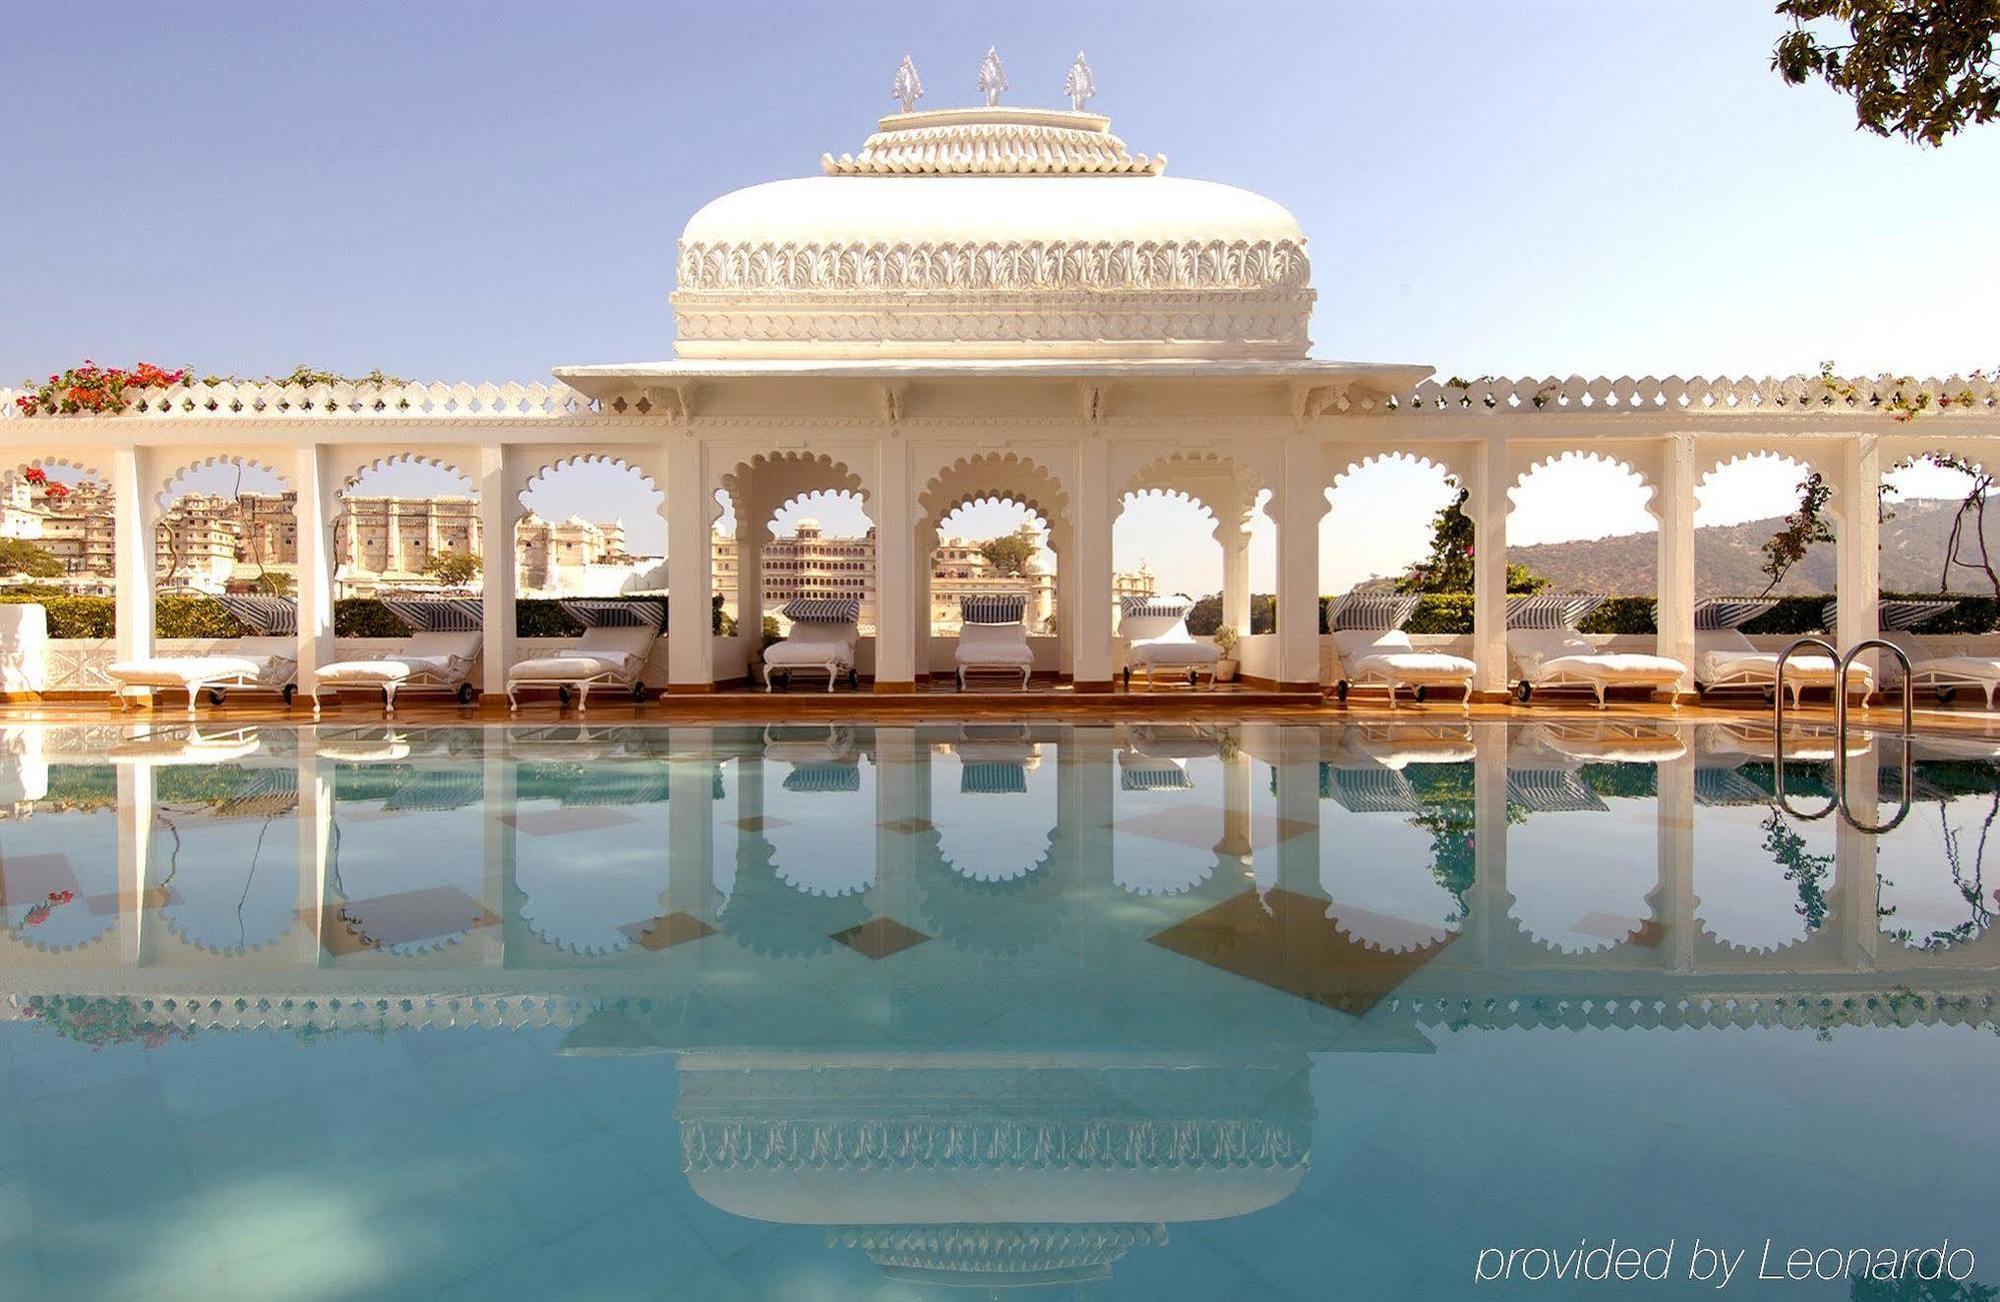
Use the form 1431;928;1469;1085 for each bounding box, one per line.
1129;639;1221;667
1692;629;1868;686
509;651;639;681
956;621;1034;666
1336;629;1472;684
766;620;857;670
1909;656;2000;683
107;652;295;688
1511;630;1684;686
315;655;464;685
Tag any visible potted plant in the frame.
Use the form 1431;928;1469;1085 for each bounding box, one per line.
1213;625;1240;683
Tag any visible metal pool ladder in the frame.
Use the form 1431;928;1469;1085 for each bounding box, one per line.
1772;636;1914;832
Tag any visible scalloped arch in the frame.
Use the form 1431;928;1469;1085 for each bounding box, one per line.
918;452;1071;534
518;453;664;510
1695;449;1844;517
1511;449;1660;523
1330;450;1465;490
1125;450;1266;503
339;451;476;494
156;455;291;503
6;453;110;483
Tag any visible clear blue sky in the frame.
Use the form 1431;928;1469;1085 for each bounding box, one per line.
5;3;1995;594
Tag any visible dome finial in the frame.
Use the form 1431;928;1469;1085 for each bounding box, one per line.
891;54;923;114
976;46;1009;107
1065;51;1097;111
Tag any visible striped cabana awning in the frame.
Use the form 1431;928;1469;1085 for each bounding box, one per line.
1507;594;1604;630
380;596;485;633
1118;594;1194;620
960;761;1029;794
558;598;667;630
959;595;1027;625
1326;592;1420;632
1694;766;1776;807
210;593;297;636
1323;765;1421;814
1507;769;1609;813
781;597;860;624
1694;599;1779;630
783;762;862;793
206;768;301;821
1120;763;1193;792
1820;597;1958;631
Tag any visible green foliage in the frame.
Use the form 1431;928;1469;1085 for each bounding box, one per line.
1397;488;1548;595
1761;807;1834;934
762;614;782;642
977;526;1039;577
1774;0;2000;146
1579;597;1661;635
254;570;294;597
0;538;63;578
1760;470;1837;595
421;549;481;588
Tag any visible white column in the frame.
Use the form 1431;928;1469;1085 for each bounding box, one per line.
1220;515;1251;639
667;728;720;926
115;762;153;965
1835;434;1882;686
1468;438;1511;697
872;442;917;690
1276;443;1322;689
1471;736;1509;966
666;435;714;690
1072;439;1114;689
294;445;337;694
1654;434;1697;696
112;447;157;665
476;444;518;701
913;525;933;683
1657;739;1697;972
735;528;762;648
1273;724;1323;897
297;742;333;965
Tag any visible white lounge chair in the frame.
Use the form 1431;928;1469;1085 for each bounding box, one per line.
1327;593;1473;707
106;594;299;715
1825;598;1995;708
506;598;663;712
310;597;484;717
954;595;1033;690
1507;594;1688;707
1691;599;1869;705
1118;595;1219;689
763;598;860;692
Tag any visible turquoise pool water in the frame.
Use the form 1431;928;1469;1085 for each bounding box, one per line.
2;718;1998;1300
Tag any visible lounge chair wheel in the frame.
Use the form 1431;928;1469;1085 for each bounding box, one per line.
1188;670;1199;686
1936;685;1958;705
281;684;297;705
848;668;859;690
558;686;573;706
1514;680;1533;703
1334;679;1349;702
206;688;226;705
631;682;648;702
457;682;476;705
1122;666;1132;689
1414;686;1427;703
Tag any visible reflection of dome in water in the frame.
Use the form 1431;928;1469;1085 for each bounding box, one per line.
679;1062;1311;1287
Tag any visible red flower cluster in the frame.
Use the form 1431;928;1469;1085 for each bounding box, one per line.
15;360;191;417
22;467;45;484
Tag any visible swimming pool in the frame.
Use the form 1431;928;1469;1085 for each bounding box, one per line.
2;718;1997;1299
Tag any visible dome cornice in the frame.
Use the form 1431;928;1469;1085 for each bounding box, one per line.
821;106;1166;176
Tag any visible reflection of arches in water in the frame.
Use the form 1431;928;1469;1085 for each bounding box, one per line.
678;1061;1312;1289
717;838;871;959
766;757;877;898
1691;801;1827;954
1112;747;1219;897
932;745;1058;883
513;761;676;957
915;832;1063;956
156;766;302;956
1877;788;2000;952
1311;758;1472;952
1507;785;1660;954
327;763;492;955
2;770;120;952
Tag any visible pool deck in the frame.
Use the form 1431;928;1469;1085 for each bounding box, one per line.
4;686;2000;737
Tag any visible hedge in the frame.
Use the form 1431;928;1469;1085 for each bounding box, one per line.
1321;591;2000;637
0;594;691;639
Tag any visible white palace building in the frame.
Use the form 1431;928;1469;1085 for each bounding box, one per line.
4;56;1998;702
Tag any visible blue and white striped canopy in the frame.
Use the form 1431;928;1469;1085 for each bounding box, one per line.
380;596;485;633
1118;594;1194;620
1820;597;1957;631
1327;592;1420;632
1506;594;1604;631
959;595;1027;624
781;597;860;624
960;761;1029;794
1694;599;1779;630
211;593;297;636
783;763;862;793
557;598;667;630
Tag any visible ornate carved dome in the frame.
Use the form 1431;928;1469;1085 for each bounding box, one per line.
672;106;1315;362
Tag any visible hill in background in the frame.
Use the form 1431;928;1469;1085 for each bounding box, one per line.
1505;497;1997;596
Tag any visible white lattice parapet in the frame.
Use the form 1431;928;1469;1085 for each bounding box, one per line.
1382;373;2000;416
0;380;596;420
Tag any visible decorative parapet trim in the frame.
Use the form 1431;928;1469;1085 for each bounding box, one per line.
1380;374;2000;417
678;1117;1308;1173
674;238;1308;295
0;380;598;421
